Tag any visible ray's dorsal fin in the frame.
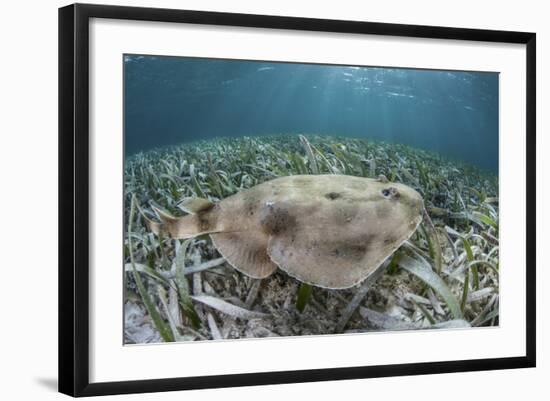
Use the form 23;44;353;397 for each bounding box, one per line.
178;197;215;214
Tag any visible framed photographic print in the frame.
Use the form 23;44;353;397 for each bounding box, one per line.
58;3;536;397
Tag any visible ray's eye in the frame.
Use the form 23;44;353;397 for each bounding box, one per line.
381;187;400;199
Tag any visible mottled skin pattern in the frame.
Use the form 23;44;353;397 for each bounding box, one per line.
156;175;424;289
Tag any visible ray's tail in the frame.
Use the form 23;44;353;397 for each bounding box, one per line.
148;207;199;239
141;198;221;240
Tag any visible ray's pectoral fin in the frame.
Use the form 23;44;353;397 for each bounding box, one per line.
210;231;277;279
266;229;383;290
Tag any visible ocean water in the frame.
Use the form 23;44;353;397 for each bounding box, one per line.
123;55;501;342
124;55;498;172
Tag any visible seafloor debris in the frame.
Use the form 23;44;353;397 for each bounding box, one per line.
124;134;499;344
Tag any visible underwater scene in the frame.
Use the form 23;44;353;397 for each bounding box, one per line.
124;55;499;344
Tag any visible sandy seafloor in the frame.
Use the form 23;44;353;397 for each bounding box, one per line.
123;135;499;344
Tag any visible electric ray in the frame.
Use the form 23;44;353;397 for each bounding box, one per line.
148;175;424;289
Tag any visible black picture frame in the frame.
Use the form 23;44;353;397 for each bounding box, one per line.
59;3;536;397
